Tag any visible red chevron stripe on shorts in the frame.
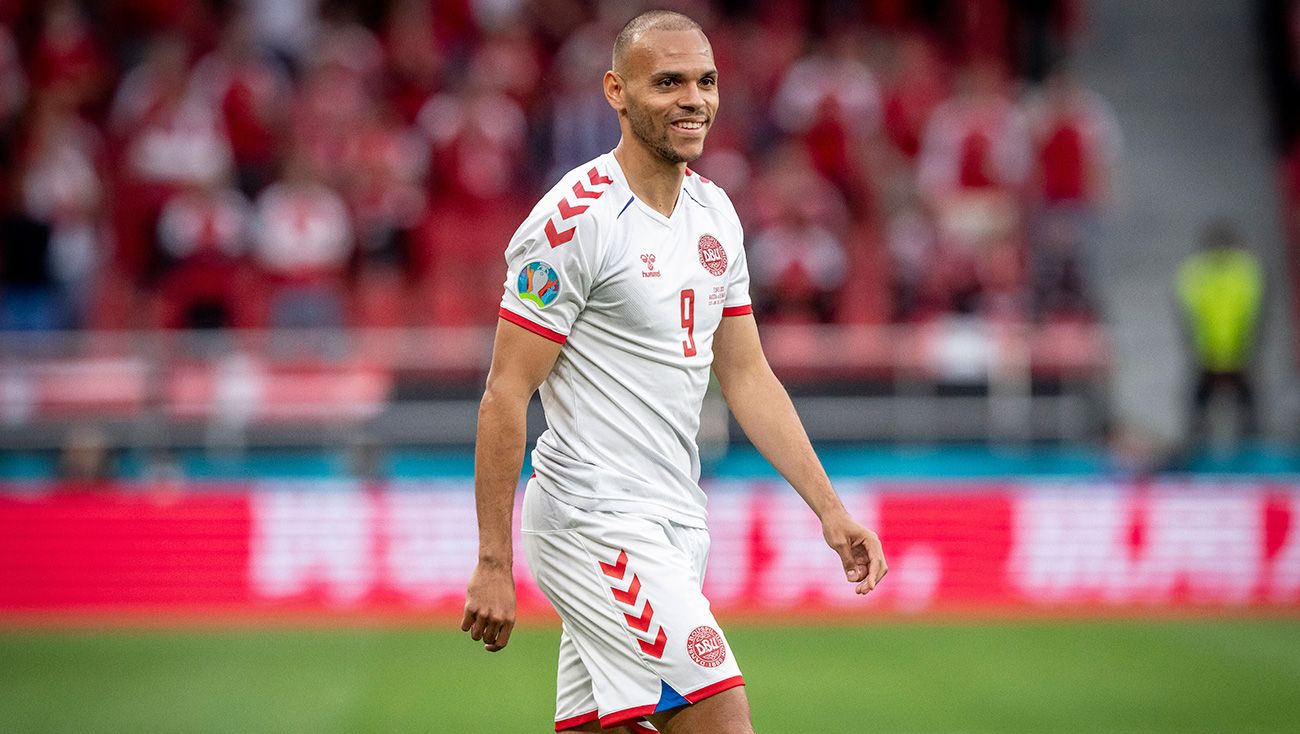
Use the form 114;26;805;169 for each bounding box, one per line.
624;600;654;633
597;550;668;659
611;574;641;606
599;549;629;579
638;627;668;658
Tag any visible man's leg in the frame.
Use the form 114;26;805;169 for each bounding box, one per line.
647;687;754;734
563;723;651;733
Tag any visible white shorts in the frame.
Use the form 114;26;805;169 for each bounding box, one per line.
521;480;744;732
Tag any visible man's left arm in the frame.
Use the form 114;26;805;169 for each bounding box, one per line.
711;313;888;594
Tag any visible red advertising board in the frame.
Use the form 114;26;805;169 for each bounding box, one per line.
2;480;1298;618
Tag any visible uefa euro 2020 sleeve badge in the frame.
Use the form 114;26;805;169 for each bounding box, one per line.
517;261;561;309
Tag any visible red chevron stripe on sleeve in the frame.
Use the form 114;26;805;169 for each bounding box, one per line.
544;168;612;248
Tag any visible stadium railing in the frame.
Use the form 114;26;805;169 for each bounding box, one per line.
0;320;1108;450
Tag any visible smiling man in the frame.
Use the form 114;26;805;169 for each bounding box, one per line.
461;10;887;734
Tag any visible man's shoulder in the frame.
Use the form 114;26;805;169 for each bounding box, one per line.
683;167;740;225
515;156;627;252
533;156;627;223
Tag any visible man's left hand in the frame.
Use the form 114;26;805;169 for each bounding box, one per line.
821;511;888;594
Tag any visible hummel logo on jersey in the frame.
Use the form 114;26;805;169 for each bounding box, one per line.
640;253;661;278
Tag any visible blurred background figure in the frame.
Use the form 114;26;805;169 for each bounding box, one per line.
153;174;253;329
1024;62;1121;322
251;150;352;329
1176;219;1265;449
57;422;112;486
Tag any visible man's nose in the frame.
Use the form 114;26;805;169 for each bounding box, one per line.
679;82;705;109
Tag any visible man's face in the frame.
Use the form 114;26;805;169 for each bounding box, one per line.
615;29;718;164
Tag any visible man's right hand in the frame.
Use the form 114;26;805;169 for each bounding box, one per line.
461;559;516;652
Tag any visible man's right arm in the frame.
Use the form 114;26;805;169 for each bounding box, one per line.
461;318;563;652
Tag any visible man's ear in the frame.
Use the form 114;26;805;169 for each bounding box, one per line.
603;70;625;113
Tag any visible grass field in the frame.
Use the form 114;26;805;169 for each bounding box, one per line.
1;618;1298;733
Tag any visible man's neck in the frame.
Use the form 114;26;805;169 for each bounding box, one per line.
613;141;686;218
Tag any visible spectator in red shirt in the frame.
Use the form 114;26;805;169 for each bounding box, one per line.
190;13;293;196
918;60;1030;203
342;101;429;273
27;0;110;113
772;29;881;216
251;151;353;328
1023;64;1122;319
291;21;383;191
881;33;948;162
7;85;106;328
381;0;447;125
0;25;25;127
414;65;530;325
110;34;233;281
747;144;851;323
154;176;254;329
916;60;1030;319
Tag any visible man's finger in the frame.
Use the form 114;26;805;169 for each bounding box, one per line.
486;622;514;652
469;618;487;641
495;622;514;648
460;607;475;633
831;542;860;581
482;619;501;647
850;541;872;582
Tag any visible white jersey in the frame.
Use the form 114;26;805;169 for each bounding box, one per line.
499;152;751;528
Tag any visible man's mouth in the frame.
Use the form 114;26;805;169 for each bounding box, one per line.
670;119;706;131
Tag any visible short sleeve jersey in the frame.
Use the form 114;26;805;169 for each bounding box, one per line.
498;152;752;528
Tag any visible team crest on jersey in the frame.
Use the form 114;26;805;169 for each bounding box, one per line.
517;261;560;308
697;234;727;276
686;625;727;668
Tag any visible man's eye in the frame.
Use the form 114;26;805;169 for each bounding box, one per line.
658;79;676;87
701;78;717;87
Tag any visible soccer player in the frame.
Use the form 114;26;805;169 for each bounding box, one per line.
462;10;887;734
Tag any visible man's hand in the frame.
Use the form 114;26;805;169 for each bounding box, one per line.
821;510;888;594
461;560;516;652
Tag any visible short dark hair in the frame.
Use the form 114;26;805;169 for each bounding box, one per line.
612;10;703;72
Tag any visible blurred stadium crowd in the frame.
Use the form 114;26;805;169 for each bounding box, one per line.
0;0;1121;334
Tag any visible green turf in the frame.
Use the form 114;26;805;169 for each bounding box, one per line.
1;619;1297;733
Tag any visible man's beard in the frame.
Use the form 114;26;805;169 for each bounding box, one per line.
627;101;699;164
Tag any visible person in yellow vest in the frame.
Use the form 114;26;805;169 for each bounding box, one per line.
1176;220;1265;444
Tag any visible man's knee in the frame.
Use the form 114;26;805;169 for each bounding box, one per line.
648;687;754;734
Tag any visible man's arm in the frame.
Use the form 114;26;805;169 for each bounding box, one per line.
712;314;887;593
462;319;563;651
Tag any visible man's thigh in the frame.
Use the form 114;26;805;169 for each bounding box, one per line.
648;687;753;734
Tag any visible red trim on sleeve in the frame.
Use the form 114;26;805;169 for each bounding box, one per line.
598;704;659;729
684;675;746;703
499;307;567;344
721;305;753;317
555;711;599;731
